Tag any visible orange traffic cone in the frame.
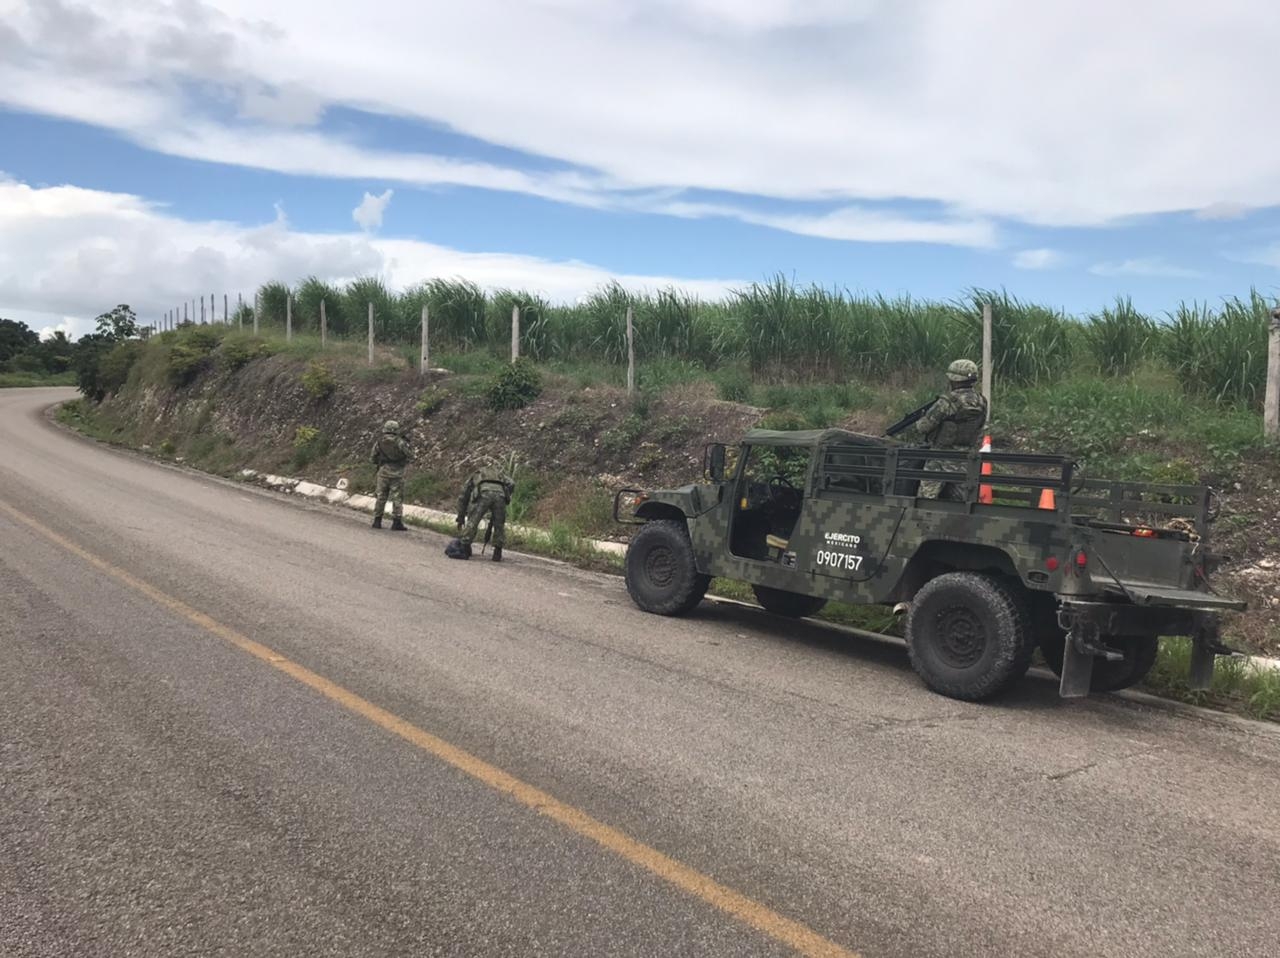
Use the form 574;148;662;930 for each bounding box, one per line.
1038;487;1056;510
979;435;993;504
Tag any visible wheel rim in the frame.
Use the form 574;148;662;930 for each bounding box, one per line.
643;544;676;590
934;605;987;669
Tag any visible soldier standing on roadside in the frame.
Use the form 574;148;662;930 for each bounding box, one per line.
371;419;411;531
914;359;987;501
446;458;515;562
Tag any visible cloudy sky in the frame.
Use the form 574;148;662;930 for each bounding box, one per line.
2;0;1278;338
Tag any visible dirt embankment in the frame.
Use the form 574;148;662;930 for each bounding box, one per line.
91;347;1279;655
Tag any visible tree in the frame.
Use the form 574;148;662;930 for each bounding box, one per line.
0;318;39;364
75;304;140;399
94;304;138;341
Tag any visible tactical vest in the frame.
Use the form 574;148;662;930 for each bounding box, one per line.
928;388;987;448
377;435;407;464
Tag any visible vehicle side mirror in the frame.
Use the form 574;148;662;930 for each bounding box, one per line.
706;443;728;482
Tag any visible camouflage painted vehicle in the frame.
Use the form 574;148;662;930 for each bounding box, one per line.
614;428;1245;702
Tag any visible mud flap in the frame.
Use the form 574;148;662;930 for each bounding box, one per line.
1058;638;1095;699
1189;627;1220;691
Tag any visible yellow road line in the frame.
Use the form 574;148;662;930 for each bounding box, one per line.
1;500;860;958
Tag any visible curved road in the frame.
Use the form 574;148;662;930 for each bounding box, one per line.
1;386;1278;958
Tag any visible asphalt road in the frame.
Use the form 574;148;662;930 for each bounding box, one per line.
2;386;1278;958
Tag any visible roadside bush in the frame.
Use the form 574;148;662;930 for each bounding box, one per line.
167;344;208;387
95;340;147;396
486;358;542;410
416;387;446;417
292;425;329;468
218;336;273;371
300;360;336;400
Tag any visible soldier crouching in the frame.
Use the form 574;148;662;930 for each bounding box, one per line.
446;461;515;562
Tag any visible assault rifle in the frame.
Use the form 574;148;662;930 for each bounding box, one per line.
480;517;493;555
884;398;938;438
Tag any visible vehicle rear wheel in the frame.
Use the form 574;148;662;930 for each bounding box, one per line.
752;585;827;619
905;573;1034;701
1039;632;1159;693
625;519;710;616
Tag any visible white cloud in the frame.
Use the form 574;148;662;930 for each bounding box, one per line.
1012;248;1063;270
1088;257;1205;279
657;200;996;247
3;0;1278;233
1193;201;1252;222
352;188;394;231
0;178;745;334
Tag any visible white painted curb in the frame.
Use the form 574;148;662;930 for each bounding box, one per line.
238;469;1280;675
239;469;627;557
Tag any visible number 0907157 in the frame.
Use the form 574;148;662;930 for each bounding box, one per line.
816;550;863;571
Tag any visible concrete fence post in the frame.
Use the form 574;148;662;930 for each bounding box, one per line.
511;304;520;362
237;293;243;330
982;302;993;422
286;293;293;342
367;301;374;366
1265;306;1280;441
253;293;259;335
427;307;437;381
224;293;228;325
320;298;327;348
626;305;636;397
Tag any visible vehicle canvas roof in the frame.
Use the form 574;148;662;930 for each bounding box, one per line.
741;428;894;448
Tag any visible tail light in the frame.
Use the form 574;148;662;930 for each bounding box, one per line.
1075;550;1088;569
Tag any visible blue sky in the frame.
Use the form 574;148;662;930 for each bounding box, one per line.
2;0;1278;338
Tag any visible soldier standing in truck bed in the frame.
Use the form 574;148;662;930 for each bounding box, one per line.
914;359;987;500
371;419;411;531
446;460;515;562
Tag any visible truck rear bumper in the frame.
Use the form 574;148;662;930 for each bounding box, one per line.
1056;598;1237;698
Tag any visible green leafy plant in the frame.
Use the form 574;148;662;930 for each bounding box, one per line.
485;357;542;410
300;360;336;400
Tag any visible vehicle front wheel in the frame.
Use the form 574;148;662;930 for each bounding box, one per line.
1039;633;1160;693
905;572;1034;701
624;519;710;616
752;585;827;618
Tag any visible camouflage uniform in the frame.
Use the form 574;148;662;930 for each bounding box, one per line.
456;467;515;555
914;360;987;501
371;420;411;527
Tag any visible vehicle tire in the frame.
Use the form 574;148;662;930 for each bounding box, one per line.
905;573;1034;701
752;585;827;619
625;519;710;616
1039;632;1160;693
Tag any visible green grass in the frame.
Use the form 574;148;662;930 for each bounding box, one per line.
0;370;76;387
1143;638;1280;721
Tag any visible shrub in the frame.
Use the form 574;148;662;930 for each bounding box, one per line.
291;425;329;469
167;344;208;387
486;358;542;410
416;387;446;417
95;340;146;396
218;336;273;371
300;360;336;400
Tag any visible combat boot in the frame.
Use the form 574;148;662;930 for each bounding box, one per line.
491;547;503;563
390;517;407;531
371;515;383;529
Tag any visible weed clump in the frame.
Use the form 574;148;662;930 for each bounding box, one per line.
416;387;446;418
301;360;336;400
292;425;329;468
486;358;542;410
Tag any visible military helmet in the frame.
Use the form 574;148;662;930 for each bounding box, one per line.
382;419;400;434
946;359;979;382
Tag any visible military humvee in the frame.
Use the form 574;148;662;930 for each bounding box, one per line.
614;428;1245;701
